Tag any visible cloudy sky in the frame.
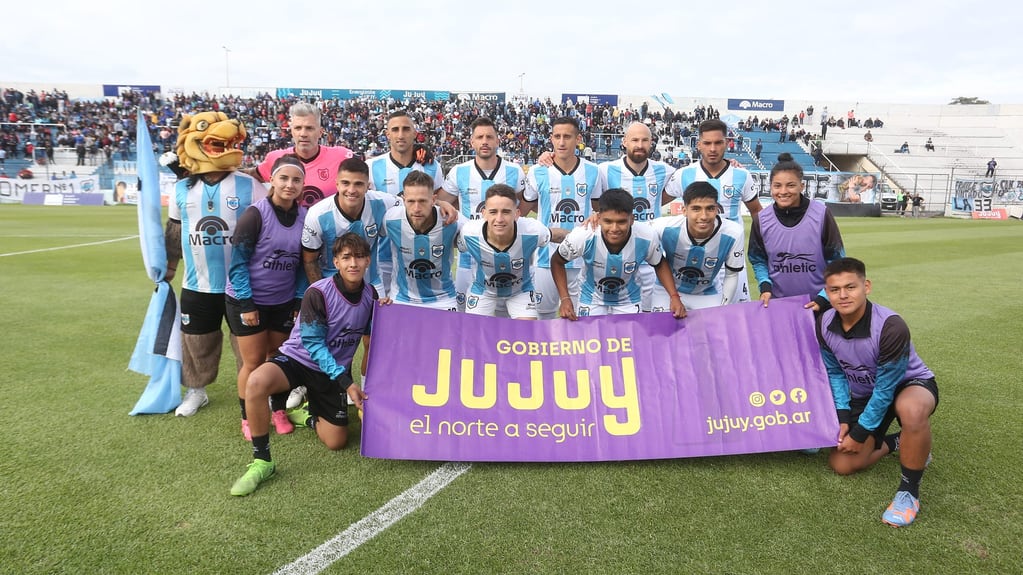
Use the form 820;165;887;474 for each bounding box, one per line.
3;0;1020;105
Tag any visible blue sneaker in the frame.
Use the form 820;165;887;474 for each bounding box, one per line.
881;491;920;527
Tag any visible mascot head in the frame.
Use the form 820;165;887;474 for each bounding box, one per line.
175;111;246;175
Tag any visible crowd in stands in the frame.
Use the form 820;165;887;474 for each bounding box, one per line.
1;86;885;172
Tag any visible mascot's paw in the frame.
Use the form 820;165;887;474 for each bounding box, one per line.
159;151;178;167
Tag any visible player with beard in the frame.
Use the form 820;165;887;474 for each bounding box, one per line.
598;122;678;311
440;117;527;311
249;102;355;208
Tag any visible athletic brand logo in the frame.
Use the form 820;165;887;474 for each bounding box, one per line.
839;359;875;386
262;249;300;272
772;252;817;273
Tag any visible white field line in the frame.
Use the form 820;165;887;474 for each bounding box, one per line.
0;235;137;257
271;462;471;575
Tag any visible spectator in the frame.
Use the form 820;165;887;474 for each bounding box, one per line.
925;138;934;152
754;139;763;160
864;130;873;143
899;141;910;154
910;193;924;217
986;158;997;177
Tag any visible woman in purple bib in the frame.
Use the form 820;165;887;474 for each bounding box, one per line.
749;153;845;307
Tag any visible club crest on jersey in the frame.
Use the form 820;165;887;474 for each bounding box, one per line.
624;261;636;274
576;183;588;197
511;258;524;271
467;295;479;309
648;183;659;196
431;244;444;258
226;196;240;210
721;185;737;199
365;223;378;238
318;168;329;181
704;257;719;269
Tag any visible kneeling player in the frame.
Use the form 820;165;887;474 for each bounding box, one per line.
456;184;557;319
817;257;938;527
230;233;378;496
552;188;685;319
649;181;745;310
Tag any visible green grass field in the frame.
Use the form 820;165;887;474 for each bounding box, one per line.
1;205;1021;574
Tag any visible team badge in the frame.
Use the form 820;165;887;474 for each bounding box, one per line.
431;244;444;258
648;183;659;196
578;306;590;317
722;185;737;199
467;295;479;309
511;258;524;271
704;257;719;269
576;183;588;197
365;224;378;238
226;196;240;210
180;313;190;326
456;292;466;305
623;261;636;274
318;168;329;181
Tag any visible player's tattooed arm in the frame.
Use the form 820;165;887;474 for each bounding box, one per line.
303;249;323;284
164;219;182;282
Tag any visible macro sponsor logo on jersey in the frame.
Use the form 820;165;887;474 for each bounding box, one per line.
407;259;442;280
300;186;325;207
486;272;521;290
632;197;655;220
472;201;486;220
190;216;232;245
674;264;711;287
550;199;585;224
839;359;875;386
262;249;300;272
771;252;816;274
596;277;626;295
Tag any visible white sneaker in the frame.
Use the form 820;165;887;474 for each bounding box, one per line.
286;386;307;409
175;388;209;417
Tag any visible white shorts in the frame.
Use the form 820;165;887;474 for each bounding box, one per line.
577;302;642;317
454;261;475;313
637;263;656;312
715;271;751;304
465;290;537;319
650;286;724;311
393;298;458;312
533;266;581;319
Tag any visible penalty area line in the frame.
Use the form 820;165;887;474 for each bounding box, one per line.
271;462;471;575
0;235;138;257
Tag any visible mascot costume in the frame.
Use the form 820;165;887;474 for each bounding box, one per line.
164;111;257;416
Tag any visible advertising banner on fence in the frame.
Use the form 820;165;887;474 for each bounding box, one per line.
22;191;105;206
0;176;101;204
103;84;162;97
562;93;619;106
362;298;838;462
728;98;785;111
950;177;1023;213
276;88;451;101
453;92;506;104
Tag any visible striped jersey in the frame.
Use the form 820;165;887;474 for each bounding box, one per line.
456;217;550;298
649;215;745;296
302;191;401;291
442;156;527;268
170;172;257;294
257;145;355;208
366;153;444;195
381;205;463;305
558;222;663;306
665;163;755;223
598;157;677;222
524;157;606;268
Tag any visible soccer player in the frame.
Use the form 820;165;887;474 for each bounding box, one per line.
649;181;745;311
440;117;527;311
599;121;678;311
227;154;308;439
366;110;444;196
817;257;938;527
380;170;465;310
456;184;558;319
165;155;257;417
552;188;685;319
749;153;845;306
301;157;400;294
249;102;355;208
665;118;762;303
230;233;378;496
520;116;606;319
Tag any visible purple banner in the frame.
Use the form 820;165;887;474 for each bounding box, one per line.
362;298;838;462
22;192;105;206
